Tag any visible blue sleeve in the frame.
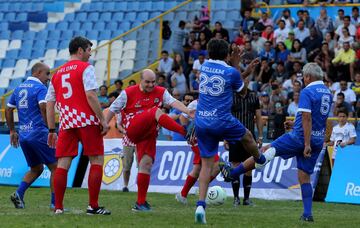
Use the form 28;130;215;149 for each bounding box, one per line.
230;68;244;92
37;86;47;103
298;89;312;113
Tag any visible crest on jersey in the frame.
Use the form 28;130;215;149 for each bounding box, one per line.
102;147;123;184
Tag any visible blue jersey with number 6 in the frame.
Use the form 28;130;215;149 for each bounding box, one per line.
8;77;48;137
196;59;244;128
292;81;332;142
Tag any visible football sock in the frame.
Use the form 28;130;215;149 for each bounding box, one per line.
196;200;206;209
137;173;150;205
243;175;252;200
191;145;199;154
54;168;68;210
158;114;186;136
254;154;266;164
230;163;246;178
301;183;313;217
88;164;103;208
181;175;197;197
231;177;240;199
51;192;55;205
16;181;30;200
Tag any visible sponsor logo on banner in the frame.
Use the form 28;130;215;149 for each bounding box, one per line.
0;134;81;187
326;145;360;204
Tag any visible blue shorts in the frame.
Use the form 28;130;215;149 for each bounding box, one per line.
196;120;246;158
271;133;323;175
19;132;56;167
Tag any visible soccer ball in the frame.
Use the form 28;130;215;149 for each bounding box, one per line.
206;186;227;206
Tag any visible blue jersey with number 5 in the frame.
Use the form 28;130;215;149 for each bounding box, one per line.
292;81;332;142
196;59;244;128
8;77;48;137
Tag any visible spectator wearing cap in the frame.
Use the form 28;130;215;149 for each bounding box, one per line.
332;42;356;82
276;8;295;29
258;12;274;28
284;30;295;50
294;20;310;43
274;20;289;44
334;9;345;29
351;6;360;26
212;21;230;41
261;25;274;44
335;16;356;40
251;30;266;54
303;27;322;62
260;91;274;117
271;61;288;84
302;10;315;29
315;8;334;38
240;10;257;33
259;41;276;64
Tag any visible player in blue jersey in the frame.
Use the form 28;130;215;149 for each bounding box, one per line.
5;63;57;209
194;39;266;224
221;62;332;222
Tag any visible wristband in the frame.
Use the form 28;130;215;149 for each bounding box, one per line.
258;137;263;139
49;128;56;133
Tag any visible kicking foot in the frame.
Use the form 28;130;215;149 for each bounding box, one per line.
195;206;206;224
175;193;188;205
86;206;111;215
10;192;25;209
255;148;276;171
218;160;234;182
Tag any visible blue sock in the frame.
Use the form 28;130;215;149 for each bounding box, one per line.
230;163;246;178
51;192;55;205
254;154;266;164
196;200;206;209
301;183;313;217
16;181;30;200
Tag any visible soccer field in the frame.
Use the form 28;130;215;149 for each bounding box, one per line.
1;186;359;227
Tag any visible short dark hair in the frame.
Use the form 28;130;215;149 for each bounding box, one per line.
338;107;349;116
352;6;359;12
158;74;166;79
69;36;92;55
344;15;351;21
338;9;344;13
108;91;119;99
207;39;229;60
161;50;169;55
99;85;107;90
114;79;123;86
179;20;186;27
337;92;345;98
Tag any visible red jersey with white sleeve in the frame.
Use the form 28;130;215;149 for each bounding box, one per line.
109;85;176;129
46;60;99;131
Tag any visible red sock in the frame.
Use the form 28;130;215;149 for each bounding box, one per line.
158;114;186;136
181;175;197;197
88;164;103;208
191;146;199;153
54;168;68;210
137;173;150;204
210;175;217;183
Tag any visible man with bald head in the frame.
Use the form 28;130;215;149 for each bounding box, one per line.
6;62;57;209
106;69;193;211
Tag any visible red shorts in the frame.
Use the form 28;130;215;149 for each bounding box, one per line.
56;125;104;158
191;145;219;165
126;107;158;163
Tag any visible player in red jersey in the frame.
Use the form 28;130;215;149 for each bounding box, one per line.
106;69;194;211
175;100;220;204
46;36;111;215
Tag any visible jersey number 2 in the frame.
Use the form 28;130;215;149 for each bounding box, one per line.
320;94;331;115
62;73;73;99
19;89;28;108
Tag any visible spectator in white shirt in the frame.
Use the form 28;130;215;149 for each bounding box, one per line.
335;16;356;40
276;9;295;29
333;79;357;107
294;20;310;42
274;20;289;44
328;108;357;165
157;50;174;77
287;91;299;116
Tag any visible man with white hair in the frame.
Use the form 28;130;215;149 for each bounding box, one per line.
221;63;332;222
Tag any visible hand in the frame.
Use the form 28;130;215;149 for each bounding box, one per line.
10;131;19;148
223;140;229;150
47;133;57;149
100;120;110;136
248;58;260;71
284;120;294;131
230;45;243;67
188;109;196;119
303;145;312;158
257;137;263;148
340;142;347;148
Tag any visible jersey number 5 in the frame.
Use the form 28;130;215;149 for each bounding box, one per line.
62;73;73;99
199;73;225;96
320;94;331;115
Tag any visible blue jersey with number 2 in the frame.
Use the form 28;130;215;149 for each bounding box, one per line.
195;59;244;128
292;81;332;143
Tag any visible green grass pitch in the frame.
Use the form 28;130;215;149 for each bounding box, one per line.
1;186;360;227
